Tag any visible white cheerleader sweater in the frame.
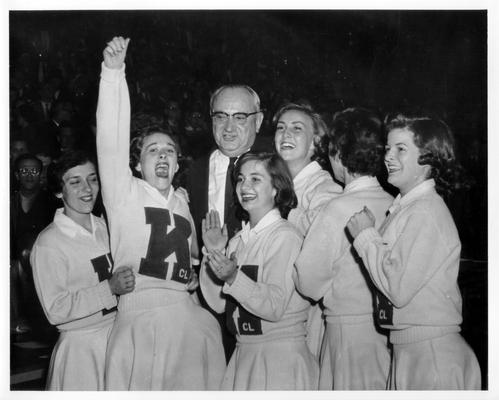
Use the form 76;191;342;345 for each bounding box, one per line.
287;161;342;237
201;209;309;343
96;63;196;302
353;179;463;344
295;176;393;323
30;209;117;331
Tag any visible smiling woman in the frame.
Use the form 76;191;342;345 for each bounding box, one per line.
59;162;99;228
199;153;319;389
96;35;225;390
29;150;135;390
49;151;99;231
273;102;342;358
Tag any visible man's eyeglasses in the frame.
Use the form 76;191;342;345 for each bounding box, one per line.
18;167;41;176
211;111;261;125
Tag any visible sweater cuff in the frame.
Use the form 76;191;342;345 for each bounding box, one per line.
222;269;255;303
100;62;125;83
97;280;118;310
353;227;380;253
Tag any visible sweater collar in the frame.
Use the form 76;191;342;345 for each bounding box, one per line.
343;175;380;194
293;161;322;184
237;208;281;244
389;179;436;214
53;208;97;238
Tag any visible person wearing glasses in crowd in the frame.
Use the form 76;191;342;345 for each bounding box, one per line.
11;153;58;335
11;154;58;262
186;84;268;361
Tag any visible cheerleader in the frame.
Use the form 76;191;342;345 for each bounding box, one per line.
295;108;392;389
200;153;319;390
274;102;342;358
347;114;481;389
30;150;134;390
96;36;225;390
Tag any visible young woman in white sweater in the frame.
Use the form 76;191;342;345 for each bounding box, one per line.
200;153;319;390
347;114;481;389
30;151;135;390
274;102;342;358
295;108;393;389
96;36;225;390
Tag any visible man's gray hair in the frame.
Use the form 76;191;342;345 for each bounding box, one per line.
209;84;261;113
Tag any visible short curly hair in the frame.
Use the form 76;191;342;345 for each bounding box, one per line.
386;114;459;197
272;102;329;168
129;126;180;170
326;107;384;176
234;152;297;220
14;153;42;172
48;150;97;195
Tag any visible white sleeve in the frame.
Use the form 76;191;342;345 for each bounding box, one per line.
30;243;117;326
223;230;301;322
199;256;226;314
96;62;134;209
289;179;342;236
294;203;341;301
353;211;456;308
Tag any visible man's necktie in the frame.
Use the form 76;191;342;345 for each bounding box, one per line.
224;157;238;237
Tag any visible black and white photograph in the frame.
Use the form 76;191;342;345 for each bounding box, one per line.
4;0;495;397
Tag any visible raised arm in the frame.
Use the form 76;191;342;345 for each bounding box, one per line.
96;36;133;208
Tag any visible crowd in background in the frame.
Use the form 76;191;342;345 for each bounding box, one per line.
9;11;486;358
10;11;487;258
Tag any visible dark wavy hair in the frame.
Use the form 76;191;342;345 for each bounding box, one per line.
48;150;97;194
14;153;43;172
386;114;459;197
272;102;329;168
234;152;297;220
129;125;180;170
326;107;384;177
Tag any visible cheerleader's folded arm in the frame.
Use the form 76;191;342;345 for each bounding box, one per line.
222;230;301;322
294;202;343;302
30;244;117;326
353;211;455;308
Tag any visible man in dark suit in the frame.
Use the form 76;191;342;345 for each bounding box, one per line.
186;85;264;361
186;85;265;247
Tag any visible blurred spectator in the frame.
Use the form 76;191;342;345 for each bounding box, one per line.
162;98;184;136
10;135;30;192
34;146;55;189
10;153;58;261
56;121;80;155
10;135;29;166
33;82;55;123
34;100;74;158
181;103;213;160
14;104;38;151
10;153;58;334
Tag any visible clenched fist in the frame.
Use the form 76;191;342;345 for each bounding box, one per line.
109;266;135;295
103;36;130;70
346;206;376;239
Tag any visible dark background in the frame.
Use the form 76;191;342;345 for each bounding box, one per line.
9;9;488;389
